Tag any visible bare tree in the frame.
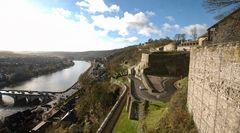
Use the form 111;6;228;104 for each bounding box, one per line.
174;34;186;41
180;34;186;41
203;0;240;19
174;34;181;42
190;27;197;41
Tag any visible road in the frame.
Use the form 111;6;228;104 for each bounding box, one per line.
130;76;178;102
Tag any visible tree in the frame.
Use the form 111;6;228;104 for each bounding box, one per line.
190;27;197;41
180;34;186;41
174;34;186;42
174;34;182;42
148;38;153;43
203;0;240;19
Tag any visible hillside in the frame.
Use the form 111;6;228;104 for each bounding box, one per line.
33;49;120;60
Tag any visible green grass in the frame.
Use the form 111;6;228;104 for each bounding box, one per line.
116;76;130;86
113;107;138;133
121;63;130;69
144;102;168;132
177;77;188;89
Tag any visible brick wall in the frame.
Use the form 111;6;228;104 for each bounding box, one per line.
188;41;240;133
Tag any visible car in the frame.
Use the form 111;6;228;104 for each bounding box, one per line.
139;86;145;90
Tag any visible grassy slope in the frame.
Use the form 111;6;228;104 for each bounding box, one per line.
153;77;198;133
113;107;139;133
144;102;168;132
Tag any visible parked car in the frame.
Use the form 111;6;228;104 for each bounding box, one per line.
139;86;145;90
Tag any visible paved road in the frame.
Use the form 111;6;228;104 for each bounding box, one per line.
130;76;178;102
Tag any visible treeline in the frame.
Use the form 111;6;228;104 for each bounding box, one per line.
47;70;121;132
0;54;74;87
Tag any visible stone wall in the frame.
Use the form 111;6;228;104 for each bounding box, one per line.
177;45;193;51
188;42;240;133
140;53;149;69
144;52;190;76
209;9;240;43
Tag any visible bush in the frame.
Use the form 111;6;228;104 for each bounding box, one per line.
154;77;198;133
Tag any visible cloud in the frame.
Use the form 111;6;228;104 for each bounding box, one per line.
91;15;128;36
76;0;120;13
0;0;126;51
165;16;175;22
114;37;139;43
124;11;161;36
109;5;120;12
162;23;180;31
52;8;72;17
146;11;155;16
91;11;162;37
181;24;208;36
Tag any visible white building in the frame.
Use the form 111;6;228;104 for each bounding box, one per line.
163;43;177;51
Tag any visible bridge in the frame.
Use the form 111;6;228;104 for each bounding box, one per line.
0;90;62;106
0;82;79;106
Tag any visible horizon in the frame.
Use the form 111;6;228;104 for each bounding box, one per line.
0;0;216;52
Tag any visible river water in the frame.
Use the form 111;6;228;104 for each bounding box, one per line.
0;61;91;120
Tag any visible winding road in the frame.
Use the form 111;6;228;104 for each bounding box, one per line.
130;76;178;102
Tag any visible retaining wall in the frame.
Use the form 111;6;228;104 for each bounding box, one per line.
188;42;240;133
97;81;128;133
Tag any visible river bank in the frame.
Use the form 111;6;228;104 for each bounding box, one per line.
0;61;91;120
0;61;92;132
0;56;74;89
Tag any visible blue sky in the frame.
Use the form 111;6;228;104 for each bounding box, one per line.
0;0;217;51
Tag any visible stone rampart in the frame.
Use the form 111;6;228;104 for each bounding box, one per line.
97;81;128;133
188;41;240;133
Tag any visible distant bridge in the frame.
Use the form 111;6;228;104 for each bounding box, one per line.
0;82;79;106
0;90;62;106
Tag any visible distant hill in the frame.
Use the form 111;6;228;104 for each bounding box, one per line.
0;51;25;57
32;49;120;60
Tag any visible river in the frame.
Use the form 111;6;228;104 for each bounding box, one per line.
0;60;91;120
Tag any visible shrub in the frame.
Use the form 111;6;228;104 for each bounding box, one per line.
154;77;198;133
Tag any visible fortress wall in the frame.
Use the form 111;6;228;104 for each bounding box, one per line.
188;42;240;133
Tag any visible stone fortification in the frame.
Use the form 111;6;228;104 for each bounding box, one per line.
188;42;240;133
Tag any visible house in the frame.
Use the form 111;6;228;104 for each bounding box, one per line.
207;8;240;43
163;43;177;51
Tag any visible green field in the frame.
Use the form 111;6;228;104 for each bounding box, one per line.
144;101;168;132
113;107;139;133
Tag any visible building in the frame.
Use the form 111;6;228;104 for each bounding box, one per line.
163;43;177;51
198;33;208;46
207;8;240;43
177;41;199;51
177;33;208;51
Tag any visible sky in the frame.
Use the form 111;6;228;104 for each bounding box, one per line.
0;0;216;52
